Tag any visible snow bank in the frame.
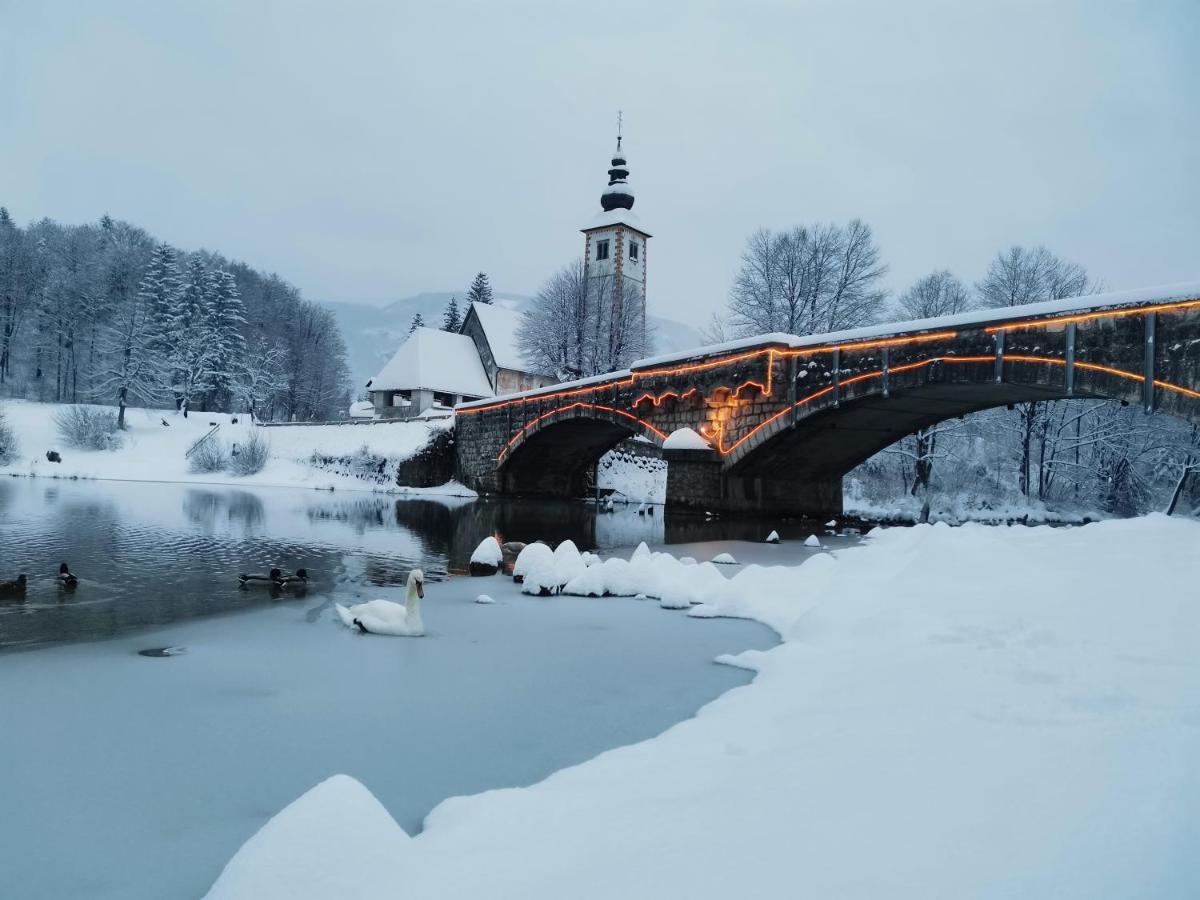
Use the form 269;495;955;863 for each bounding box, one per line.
0;400;465;495
205;775;410;900
211;515;1200;898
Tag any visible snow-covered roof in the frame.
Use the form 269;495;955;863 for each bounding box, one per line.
582;208;651;236
368;327;493;398
458;280;1200;411
468;302;531;373
603;183;636;198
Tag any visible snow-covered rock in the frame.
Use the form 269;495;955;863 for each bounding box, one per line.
662;427;712;451
562;565;606;598
474;594;495;604
512;542;552;583
765;530;780;544
804;535;821;548
469;536;503;575
711;553;737;565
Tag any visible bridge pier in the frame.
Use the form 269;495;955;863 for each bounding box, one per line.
664;447;842;517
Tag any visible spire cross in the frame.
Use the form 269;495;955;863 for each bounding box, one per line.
617;110;623;149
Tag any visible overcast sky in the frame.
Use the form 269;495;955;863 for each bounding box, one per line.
2;0;1197;324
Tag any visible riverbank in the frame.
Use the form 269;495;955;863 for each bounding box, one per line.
209;515;1200;899
0;400;472;496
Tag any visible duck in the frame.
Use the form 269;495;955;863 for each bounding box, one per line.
277;568;309;590
238;568;284;588
336;569;425;637
0;574;27;598
57;563;78;589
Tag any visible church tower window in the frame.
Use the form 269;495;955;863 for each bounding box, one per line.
596;239;610;261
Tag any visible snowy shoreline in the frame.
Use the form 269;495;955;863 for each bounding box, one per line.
0;399;475;497
206;515;1200;899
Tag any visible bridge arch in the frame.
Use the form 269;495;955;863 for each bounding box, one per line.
723;353;1200;483
497;402;665;497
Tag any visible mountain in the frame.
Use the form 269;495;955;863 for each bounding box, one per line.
322;293;705;395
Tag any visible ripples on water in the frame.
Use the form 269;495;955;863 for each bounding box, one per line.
0;478;842;649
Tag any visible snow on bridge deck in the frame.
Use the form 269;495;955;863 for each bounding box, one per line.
457;279;1200;412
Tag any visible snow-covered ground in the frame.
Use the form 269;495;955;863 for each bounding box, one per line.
0;400;468;495
208;515;1200;899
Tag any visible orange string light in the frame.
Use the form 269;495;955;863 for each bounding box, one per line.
460;297;1198;418
496;402;667;464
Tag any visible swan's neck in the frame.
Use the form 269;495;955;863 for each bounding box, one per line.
405;584;423;626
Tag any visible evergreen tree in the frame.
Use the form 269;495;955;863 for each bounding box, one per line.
168;257;217;416
139;243;184;348
204;269;247;407
408;312;425;334
442;296;461;332
466;272;494;305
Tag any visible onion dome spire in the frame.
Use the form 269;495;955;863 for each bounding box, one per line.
600;114;635;212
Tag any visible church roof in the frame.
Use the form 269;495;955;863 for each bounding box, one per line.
366;327;493;397
581;207;651;236
467;301;531;373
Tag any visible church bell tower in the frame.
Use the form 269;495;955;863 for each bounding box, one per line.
581;116;650;367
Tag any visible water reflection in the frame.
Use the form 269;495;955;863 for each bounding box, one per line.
0;479;856;650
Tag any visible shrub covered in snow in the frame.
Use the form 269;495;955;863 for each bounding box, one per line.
231;429;270;475
188;437;229;473
54;405;122;451
0;406;16;465
512;542;553;582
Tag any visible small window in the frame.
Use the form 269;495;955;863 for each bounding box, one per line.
595;239;610;261
629;241;639;261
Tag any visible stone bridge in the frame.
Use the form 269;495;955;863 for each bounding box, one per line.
456;283;1200;516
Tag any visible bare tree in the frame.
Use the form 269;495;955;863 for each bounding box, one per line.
894;270;972;320
519;259;649;380
727;220;887;338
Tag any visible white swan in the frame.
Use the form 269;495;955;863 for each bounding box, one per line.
336;569;426;637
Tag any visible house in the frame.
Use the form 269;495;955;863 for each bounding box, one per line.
459;301;558;394
366;327;494;419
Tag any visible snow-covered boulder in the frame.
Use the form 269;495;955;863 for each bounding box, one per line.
804;535;821;548
204;775;410;900
512;542;552;583
475;594;495;604
711;552;737;565
562;565;606;598
469;536;503;576
662;427;711;451
520;562;560;597
599;557;638;596
551;540;587;586
765;530;780;544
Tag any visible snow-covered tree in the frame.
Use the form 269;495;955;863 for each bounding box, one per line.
408;312;424;334
466;272;494;305
236;337;287;421
167;257;217;416
138;243;184;353
93;280;164;429
442;296;461;332
204;269;247;407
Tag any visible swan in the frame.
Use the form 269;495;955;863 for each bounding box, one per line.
336;569;426;637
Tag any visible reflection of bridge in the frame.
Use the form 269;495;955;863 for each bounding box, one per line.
456;284;1200;516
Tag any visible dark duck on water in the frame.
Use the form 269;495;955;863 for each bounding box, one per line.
57;563;78;589
0;574;27;598
238;568;308;589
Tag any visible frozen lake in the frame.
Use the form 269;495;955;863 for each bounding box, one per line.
0;479;804;899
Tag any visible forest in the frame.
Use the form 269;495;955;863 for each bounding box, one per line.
0;208;350;423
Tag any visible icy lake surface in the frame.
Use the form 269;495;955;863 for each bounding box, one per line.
0;479;839;899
